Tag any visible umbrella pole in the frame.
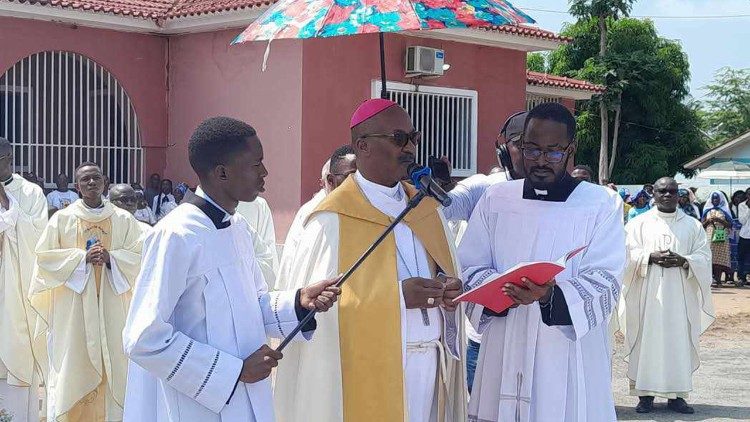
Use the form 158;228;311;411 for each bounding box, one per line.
379;33;388;99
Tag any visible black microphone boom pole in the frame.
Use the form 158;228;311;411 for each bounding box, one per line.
275;189;427;352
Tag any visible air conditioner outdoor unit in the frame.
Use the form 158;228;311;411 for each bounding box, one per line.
406;46;445;77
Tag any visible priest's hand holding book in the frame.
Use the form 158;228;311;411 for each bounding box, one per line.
502;277;555;306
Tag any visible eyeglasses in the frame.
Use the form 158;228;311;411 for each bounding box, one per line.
331;170;356;178
520;145;570;163
358;130;421;148
0;154;11;160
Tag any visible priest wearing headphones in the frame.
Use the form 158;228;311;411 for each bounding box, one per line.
440;111;527;392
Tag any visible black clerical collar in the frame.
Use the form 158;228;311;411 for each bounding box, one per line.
183;193;230;229
522;174;581;202
2;175;12;186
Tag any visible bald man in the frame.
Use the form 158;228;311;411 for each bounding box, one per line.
0;137;48;422
275;99;466;422
620;177;715;414
110;184;152;234
277;148;356;292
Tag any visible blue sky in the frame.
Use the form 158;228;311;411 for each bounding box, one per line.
514;0;750;99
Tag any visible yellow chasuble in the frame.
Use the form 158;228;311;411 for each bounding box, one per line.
311;177;462;422
29;200;143;421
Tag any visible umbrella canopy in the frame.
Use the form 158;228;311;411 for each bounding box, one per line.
232;0;534;43
696;161;750;180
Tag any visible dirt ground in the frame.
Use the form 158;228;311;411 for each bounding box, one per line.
613;286;750;421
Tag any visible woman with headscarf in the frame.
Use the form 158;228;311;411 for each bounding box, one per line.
627;189;651;221
619;187;632;222
678;188;700;219
702;191;733;286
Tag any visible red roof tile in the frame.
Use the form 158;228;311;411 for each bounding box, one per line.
526;70;605;93
8;0;174;19
484;24;572;44
165;0;271;18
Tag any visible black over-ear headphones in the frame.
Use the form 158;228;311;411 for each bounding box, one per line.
496;111;527;171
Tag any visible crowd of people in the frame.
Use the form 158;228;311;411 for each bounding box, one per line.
0;100;716;422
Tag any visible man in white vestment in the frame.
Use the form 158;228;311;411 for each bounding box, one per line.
459;102;625;422
274;99;466;422
276;146;356;291
122;116;340;422
0;138;48;422
30;162;144;421
237;196;279;288
620;177;714;414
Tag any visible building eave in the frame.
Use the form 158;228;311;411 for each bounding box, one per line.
408;27;564;52
0;1;161;32
526;84;596;100
684;130;750;170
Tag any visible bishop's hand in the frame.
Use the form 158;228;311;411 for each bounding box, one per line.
402;277;445;309
502;278;555;306
299;278;342;312
437;275;463;312
239;345;283;384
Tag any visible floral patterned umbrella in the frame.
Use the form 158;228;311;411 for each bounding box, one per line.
232;0;534;96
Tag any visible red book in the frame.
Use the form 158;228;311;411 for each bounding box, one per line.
455;246;587;313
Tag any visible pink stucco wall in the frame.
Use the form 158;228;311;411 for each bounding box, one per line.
165;30;304;237
299;32;527;201
0;17;168;181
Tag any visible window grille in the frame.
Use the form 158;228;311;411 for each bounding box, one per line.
372;81;478;177
526;93;562;111
0;51;143;188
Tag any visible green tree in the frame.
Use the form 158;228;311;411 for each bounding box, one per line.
568;0;635;182
527;52;548;73
702;67;750;146
549;18;706;183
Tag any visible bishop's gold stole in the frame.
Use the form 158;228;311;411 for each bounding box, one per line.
314;178;456;422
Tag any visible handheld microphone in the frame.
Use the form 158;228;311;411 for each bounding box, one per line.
408;163;452;207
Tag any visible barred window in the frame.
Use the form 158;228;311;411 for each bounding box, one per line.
526;93;562;111
0;51;143;188
373;81;478;177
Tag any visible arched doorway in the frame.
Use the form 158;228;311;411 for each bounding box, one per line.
0;51;143;188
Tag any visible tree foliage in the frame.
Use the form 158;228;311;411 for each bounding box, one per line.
526;52;547;73
701;67;750;146
548;17;707;183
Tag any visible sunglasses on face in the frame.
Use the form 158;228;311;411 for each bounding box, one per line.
359;130;421;148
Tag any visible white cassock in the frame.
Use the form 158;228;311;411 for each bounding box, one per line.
620;208;714;398
276;189;326;291
237;197;279;289
122;188;314;422
30;200;143;421
459;178;625;422
274;172;466;422
0;175;47;422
